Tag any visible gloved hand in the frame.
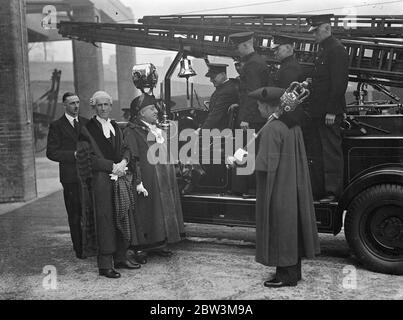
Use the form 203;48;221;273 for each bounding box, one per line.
113;159;128;176
136;182;149;197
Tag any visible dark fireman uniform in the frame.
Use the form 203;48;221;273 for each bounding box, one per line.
201;79;240;130
272;55;304;89
306;35;349;198
237;52;270;129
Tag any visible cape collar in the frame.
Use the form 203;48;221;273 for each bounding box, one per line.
127;118;151;132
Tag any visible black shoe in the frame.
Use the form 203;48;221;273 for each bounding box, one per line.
319;195;337;203
151;249;173;257
263;277;278;284
75;252;85;259
114;260;141;269
242;193;256;199
132;251;147;264
264;279;298;288
99;268;121;278
229;191;243;196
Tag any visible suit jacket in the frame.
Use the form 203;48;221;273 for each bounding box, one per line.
308;35;349;118
237;52;270;125
46;115;89;183
201;79;239;130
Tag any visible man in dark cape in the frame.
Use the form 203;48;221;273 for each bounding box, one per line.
249;86;320;287
123;93;185;262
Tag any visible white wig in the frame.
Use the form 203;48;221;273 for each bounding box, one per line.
89;91;113;107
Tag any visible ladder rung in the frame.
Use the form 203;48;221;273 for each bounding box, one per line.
58;20;403;87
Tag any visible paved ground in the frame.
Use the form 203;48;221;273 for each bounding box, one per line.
0;158;402;300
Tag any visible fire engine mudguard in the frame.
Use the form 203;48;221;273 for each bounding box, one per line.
339;165;403;275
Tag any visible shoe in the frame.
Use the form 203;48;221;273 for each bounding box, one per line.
132;251;148;264
229;191;243;197
242;193;256;199
99;268;121;278
152;249;173;257
75;252;85;259
114;260;141;269
263;279;298;288
263;277;278;284
319;195;337;203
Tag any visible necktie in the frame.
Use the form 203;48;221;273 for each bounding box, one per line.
73;119;79;135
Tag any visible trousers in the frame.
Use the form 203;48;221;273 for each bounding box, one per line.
303;116;343;198
62;183;83;257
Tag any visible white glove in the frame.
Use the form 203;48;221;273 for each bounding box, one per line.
112;159;128;176
110;165;127;180
226;155;236;168
136;182;149;197
234;148;248;162
226;148;248;168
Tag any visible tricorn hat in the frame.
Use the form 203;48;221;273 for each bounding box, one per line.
205;63;228;77
130;93;157;116
306;14;334;32
228;31;254;46
248;87;285;104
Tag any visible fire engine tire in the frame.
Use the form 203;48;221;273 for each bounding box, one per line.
345;184;403;275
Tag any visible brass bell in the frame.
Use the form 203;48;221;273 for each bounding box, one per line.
178;58;197;78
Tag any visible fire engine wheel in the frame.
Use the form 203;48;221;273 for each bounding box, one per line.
345;184;403;275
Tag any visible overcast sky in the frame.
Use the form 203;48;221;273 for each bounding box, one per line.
121;0;402;18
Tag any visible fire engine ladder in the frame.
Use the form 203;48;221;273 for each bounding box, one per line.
57;14;403;87
140;14;403;38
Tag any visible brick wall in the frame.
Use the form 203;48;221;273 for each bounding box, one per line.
0;0;37;202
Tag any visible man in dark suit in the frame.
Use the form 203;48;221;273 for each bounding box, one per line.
199;63;239;131
228;31;270;196
305;14;349;202
46;92;89;259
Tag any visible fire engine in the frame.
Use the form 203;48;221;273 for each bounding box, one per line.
57;14;403;275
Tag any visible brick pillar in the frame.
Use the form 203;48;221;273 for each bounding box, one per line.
0;0;37;202
116;45;138;119
72;5;104;118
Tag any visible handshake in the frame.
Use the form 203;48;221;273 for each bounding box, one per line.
110;159;128;180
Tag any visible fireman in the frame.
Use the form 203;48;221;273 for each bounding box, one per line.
305;14;349;202
228;31;270;197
